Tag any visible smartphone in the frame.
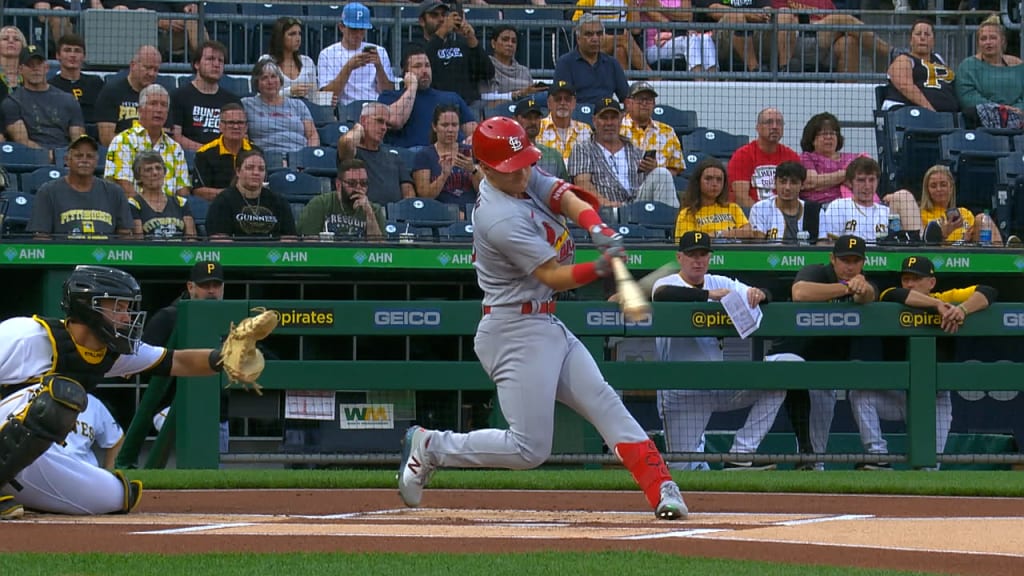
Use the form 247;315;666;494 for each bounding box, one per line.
945;207;961;222
533;81;549;89
362;46;377;53
643;150;657;160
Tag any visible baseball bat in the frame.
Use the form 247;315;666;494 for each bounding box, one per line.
611;258;651;322
635;261;681;296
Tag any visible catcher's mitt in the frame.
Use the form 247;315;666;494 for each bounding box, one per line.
217;308;279;395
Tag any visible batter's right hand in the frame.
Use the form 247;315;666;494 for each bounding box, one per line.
589;223;624;253
594;249;626;278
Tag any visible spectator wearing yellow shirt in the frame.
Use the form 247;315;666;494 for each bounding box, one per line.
674;157;756;240
917;165;1002;245
620;81;684;177
536;81;592;166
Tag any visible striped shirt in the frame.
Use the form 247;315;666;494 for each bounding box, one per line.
104;121;192;196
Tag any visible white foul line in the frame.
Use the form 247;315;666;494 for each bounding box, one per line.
134;522;257;535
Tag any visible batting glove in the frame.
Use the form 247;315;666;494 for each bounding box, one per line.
593;248;626;278
589;224;624;253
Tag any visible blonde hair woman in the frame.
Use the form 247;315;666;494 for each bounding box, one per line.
919;165;1002;244
956;15;1024;128
0;26;26;102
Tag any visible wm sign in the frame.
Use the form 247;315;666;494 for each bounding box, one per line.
339;404;395;430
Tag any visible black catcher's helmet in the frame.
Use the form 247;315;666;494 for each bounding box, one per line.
60;265;146;355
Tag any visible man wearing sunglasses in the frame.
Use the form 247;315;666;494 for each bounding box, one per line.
297;158;385;240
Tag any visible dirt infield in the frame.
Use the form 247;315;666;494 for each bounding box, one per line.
2;489;1024;575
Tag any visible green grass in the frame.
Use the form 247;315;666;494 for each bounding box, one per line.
125;468;1024;497
3;552;940;576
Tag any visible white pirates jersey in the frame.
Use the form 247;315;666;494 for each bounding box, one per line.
651;273;755;362
54;393;123;467
748;199;809;240
820;198;889;242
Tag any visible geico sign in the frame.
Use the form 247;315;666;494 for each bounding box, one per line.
586;311;653;327
795;311;861;328
373;310;442;327
1002;312;1024;328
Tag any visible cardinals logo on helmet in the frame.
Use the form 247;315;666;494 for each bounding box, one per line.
509;136;523;152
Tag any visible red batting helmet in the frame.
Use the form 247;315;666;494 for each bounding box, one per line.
473;117;542;174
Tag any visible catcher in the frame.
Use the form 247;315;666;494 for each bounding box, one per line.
0;265;276;519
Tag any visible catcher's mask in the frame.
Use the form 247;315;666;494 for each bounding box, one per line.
61;265;146;355
473;117;542;174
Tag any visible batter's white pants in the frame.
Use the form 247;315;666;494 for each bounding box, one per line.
766;353;837;465
635;167;679;208
657;388;785;471
0;385;128;514
426;312;649;469
848;390;953;455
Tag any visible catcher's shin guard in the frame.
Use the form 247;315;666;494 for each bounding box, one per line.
0;375;87;487
113;470;143;513
615;440;674;509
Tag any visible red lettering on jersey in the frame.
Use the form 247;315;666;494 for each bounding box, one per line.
542;221;556;245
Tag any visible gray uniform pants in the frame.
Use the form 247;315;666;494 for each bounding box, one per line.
427;310;648;469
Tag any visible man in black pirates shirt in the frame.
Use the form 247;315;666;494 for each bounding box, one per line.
49;34;105;125
767;234;877;469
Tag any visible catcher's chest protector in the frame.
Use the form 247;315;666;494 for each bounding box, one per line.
28;316;120;392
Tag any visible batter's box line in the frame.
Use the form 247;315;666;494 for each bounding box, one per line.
776;514;874;526
683;534;1024;559
135;523;258;535
618;528;731;540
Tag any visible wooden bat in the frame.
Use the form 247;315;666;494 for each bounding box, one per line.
635;261;681;296
611;258;651;322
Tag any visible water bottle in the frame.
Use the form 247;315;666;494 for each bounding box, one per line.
978;210;993;245
796;231;810;246
888;213;901;234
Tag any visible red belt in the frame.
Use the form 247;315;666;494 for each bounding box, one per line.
482;301;557;315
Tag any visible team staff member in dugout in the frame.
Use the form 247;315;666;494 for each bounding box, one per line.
397;117;688;520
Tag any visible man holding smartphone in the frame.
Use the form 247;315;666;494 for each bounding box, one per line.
620;81;685;177
318;2;397;106
414;0;494;120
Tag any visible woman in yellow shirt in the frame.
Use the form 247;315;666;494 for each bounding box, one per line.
918;165;1002;244
674;157;756;240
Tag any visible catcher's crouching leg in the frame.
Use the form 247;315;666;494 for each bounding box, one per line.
0;375;88;488
112;470;143;513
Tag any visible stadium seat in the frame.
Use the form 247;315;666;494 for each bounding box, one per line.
940;130;1011;215
0;191;33;236
303;99;337;126
219;75;252;97
391;146;417;171
239;3;303;63
681;129;748;161
268;169;330;204
651;105;699;136
505;7;570;70
996;153;1024;237
677;151;707;189
317;122;350;147
614;223;668;242
202;2;247;65
383;220;436;241
1013;134;1024;153
443;221;474;241
20;167;65;194
0;143;52;173
340;100;375;125
572;102;594;126
883;107;956;197
567;224;590;243
187;195;210;237
485;101;518;119
287;146;338;178
617;201;678;232
386;197;459;229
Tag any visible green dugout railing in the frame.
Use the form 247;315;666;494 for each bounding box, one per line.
157;300;1024;470
2;242;1023;273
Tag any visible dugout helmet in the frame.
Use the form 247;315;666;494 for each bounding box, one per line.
61;265;146;355
473;117;542;174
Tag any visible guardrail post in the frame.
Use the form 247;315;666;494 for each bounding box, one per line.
175;299;250;469
907;336;937;469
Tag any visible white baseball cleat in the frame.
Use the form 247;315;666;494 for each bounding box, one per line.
655;480;688;520
397;426;435;507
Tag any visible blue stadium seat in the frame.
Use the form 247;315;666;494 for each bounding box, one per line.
20;167;65;195
268;169;328;204
883;107;956;197
940;130;1011;215
443;221;474;241
187;195;210;237
307;5;344;48
0;191;33;236
303;99;337;127
239;3;304;64
202;2;246;65
219;75;252;97
615;223;668;242
340;100;375;125
572;102;594;126
317;123;350;148
677;151;707;191
0;143;52;173
1013;134;1024;152
386;197;459;229
391;146;417;171
996;153;1024;237
651;105;699;136
681;129;748;161
617;201;678;232
383;220;436;241
287;146;338;178
505;7;569;70
485;101;518;119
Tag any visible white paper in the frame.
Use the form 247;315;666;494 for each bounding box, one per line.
720;289;762;339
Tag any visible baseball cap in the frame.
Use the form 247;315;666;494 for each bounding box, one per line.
832;234;866;258
628;81;658;98
190;261;225;284
68;133;99;150
594;96;624;116
900;256;935;277
513;98;544;117
418;0;449;17
677;230;713;254
548;80;575;97
342;2;373;29
19;45;45;66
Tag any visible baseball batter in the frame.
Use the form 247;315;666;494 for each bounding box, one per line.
0;265;231;518
397;117;687;520
653;231;786;471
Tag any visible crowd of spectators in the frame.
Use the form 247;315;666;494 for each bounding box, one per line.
0;1;1017;247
